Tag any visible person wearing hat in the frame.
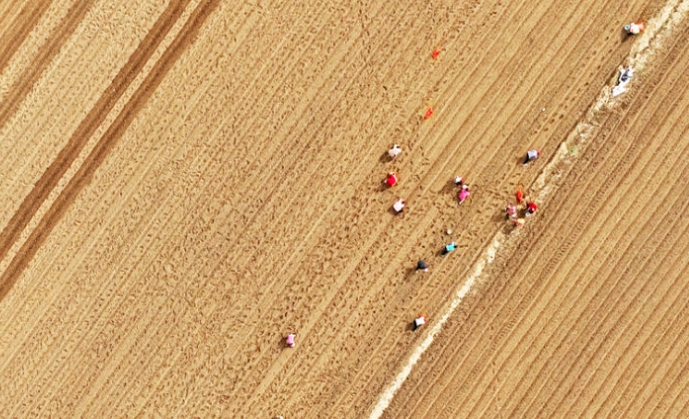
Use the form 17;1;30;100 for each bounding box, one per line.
416;260;429;272
625;22;644;35
524;149;541;165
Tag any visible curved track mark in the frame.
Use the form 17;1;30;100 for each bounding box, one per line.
0;0;221;302
0;1;53;78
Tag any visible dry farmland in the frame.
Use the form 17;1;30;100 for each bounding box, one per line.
0;0;688;418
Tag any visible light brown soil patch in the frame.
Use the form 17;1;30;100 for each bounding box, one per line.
0;0;685;417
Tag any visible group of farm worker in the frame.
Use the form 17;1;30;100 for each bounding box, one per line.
283;145;543;348
383;144;543;332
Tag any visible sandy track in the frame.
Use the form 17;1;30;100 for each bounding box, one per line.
0;0;685;417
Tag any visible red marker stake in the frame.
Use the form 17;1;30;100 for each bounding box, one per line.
424;108;434;119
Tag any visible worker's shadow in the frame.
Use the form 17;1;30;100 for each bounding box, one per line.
389;206;406;217
280;336;292;349
379;151;395;163
492;211;509;223
492;211;517;234
377;181;390;192
403;267;417;281
406;321;417;332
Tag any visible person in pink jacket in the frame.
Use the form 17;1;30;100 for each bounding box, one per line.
458;185;470;204
286;333;296;348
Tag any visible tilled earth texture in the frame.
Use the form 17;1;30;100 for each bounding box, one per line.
0;0;687;418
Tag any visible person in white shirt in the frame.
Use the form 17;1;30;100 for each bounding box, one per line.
413;314;427;330
387;144;402;159
524;149;541;165
392;199;406;213
625;22;644;35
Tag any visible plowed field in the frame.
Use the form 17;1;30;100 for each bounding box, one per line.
0;0;687;418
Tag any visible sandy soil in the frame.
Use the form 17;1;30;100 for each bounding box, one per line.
0;0;686;417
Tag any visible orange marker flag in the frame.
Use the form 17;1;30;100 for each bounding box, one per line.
424;108;434;119
431;49;441;59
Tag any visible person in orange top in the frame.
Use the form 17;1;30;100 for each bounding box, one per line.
526;201;538;215
516;189;524;203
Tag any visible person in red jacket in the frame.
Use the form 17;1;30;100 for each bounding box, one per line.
526;201;538;216
384;172;398;187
